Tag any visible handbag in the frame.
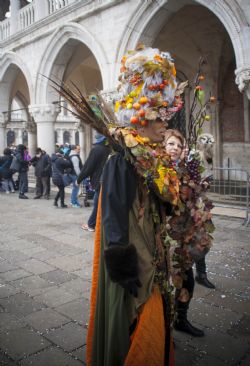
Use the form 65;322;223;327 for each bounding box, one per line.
63;173;73;187
10;156;21;173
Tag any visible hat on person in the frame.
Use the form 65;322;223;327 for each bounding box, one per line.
94;133;106;144
114;44;186;127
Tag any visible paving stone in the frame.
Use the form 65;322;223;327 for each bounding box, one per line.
17;258;56;275
39;269;78;285
33;287;81;308
207;275;249;296
72;268;91;280
31;250;63;261
0;283;20;298
19;347;84;366
0;313;26;333
175;342;200;366
204;291;250;314
0;328;51;361
0;261;19;273
71;346;86;363
11;275;54;296
59;277;90;297
0;293;45;317
44;322;86;352
189;300;242;332
0;269;32;282
227;314;250;340
23;308;70;333
47;254;84;272
0;350;17;365
55;298;88;325
194;354;228;366
190;328;249;364
19;246;47;256
0;250;30;263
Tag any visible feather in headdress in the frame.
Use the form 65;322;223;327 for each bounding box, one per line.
44;76;117;145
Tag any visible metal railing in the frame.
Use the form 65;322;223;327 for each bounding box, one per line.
208;167;250;226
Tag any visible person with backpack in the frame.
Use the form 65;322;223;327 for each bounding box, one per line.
68;144;83;208
51;150;72;208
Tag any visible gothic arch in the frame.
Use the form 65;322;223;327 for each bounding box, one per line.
116;0;248;73
0;51;33;110
35;22;109;104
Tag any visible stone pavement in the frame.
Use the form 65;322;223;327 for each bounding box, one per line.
0;191;249;365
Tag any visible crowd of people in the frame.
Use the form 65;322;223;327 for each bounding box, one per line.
0;142;91;206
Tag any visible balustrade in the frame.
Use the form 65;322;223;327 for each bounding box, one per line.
19;3;35;30
48;0;70;15
0;18;10;41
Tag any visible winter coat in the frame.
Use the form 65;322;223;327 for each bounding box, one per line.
0;155;13;179
15;145;29;173
77;143;111;190
51;154;72;187
30;153;52;177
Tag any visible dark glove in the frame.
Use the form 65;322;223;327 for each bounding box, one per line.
120;279;142;297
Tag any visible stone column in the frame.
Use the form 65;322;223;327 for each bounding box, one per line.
78;125;85;162
0;113;7;153
10;0;21;35
17;129;23;145
57;129;63;145
29;104;59;156
69;129;74;145
26;119;37;157
84;125;92;159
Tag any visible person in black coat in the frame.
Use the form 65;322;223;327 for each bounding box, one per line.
77;134;111;231
30;148;52;199
51;152;72;208
15;144;30;199
0;148;15;193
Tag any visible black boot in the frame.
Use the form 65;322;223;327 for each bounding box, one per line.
61;203;68;208
53;200;58;207
174;300;204;337
195;273;215;289
19;193;28;199
174;318;205;337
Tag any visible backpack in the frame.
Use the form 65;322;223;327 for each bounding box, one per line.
10;156;21;173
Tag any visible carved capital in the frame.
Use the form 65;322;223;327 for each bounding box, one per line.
235;67;250;98
29;104;60;123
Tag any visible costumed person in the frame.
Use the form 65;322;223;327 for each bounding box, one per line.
77;133;111;232
164;127;215;337
165;129;204;337
49;44;187;366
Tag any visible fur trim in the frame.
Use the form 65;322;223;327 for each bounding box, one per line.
104;244;138;283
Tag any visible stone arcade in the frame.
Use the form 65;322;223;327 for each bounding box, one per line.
0;0;250;169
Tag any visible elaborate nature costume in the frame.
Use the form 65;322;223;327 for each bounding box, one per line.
50;45;214;365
